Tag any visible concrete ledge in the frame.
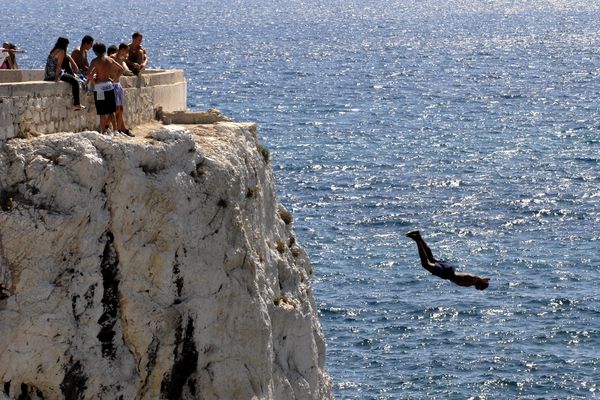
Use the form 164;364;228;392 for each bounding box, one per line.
0;81;69;97
160;109;232;125
0;70;45;83
0;69;180;85
121;70;185;88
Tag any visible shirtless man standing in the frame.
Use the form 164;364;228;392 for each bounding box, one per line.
126;32;147;75
87;42;124;134
108;44;134;136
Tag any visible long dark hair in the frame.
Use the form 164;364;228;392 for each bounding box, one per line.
51;37;69;53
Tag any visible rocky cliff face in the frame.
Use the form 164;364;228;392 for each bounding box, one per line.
0;123;333;400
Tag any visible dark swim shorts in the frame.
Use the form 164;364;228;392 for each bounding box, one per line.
431;261;456;280
94;87;117;116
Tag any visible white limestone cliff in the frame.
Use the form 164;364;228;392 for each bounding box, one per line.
0;123;333;400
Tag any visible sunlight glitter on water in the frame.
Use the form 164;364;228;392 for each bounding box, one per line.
3;1;600;398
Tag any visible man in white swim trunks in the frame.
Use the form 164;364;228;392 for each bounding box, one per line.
108;44;134;136
87;42;124;134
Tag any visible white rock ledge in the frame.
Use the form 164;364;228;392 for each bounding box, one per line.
0;122;333;400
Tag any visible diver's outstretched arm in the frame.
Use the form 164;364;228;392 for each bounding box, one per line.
451;273;490;290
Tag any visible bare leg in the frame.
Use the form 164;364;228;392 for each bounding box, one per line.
99;115;108;133
414;238;436;269
109;113;117;131
115;107;125;131
418;237;435;263
407;231;436;268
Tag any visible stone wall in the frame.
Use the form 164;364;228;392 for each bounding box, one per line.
0;70;187;140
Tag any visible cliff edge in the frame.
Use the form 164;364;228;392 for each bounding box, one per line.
0;123;333;400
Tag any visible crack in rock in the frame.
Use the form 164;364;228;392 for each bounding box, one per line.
96;231;121;360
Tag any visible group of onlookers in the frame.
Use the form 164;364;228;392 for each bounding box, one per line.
43;32;148;135
1;33;148;136
0;32;148;136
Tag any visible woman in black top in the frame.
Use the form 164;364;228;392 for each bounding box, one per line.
44;37;84;110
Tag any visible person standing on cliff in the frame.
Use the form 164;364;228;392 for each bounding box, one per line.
87;42;124;133
71;35;94;77
44;37;85;111
126;32;147;75
108;44;134;136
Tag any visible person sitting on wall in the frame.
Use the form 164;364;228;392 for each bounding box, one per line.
71;35;94;77
107;44;134;136
126;32;148;75
115;43;134;76
0;42;7;66
1;42;24;70
44;37;85;111
49;41;82;79
1;42;11;69
87;41;124;134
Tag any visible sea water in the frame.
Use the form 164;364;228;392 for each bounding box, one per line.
3;1;600;398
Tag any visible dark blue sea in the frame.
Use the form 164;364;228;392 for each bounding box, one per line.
4;1;600;398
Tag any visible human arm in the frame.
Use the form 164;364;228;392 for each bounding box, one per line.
126;47;147;70
122;66;134;77
450;273;490;290
86;59;97;86
120;61;134;84
71;48;84;72
140;47;148;68
54;50;64;82
66;55;80;74
81;50;90;72
125;55;137;70
111;57;125;73
109;57;125;81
